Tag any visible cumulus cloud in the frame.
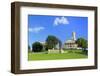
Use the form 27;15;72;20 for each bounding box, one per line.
54;16;69;26
29;26;45;33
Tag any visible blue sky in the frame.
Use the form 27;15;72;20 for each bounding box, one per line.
28;15;88;47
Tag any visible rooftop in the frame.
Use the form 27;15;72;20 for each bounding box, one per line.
65;39;76;43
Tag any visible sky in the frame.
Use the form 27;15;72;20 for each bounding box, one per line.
28;15;88;47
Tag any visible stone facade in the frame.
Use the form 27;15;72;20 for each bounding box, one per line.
63;32;78;49
63;40;78;49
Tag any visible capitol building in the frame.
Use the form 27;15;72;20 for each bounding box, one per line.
63;32;78;49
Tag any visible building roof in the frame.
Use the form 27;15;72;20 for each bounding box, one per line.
65;39;76;43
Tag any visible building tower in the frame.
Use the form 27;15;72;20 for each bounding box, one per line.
72;32;76;41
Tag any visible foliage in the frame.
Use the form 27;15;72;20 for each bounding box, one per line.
32;42;43;52
46;35;59;49
44;44;48;51
76;38;88;54
28;45;30;50
76;38;88;49
28;45;31;52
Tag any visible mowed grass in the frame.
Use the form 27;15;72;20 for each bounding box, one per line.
28;50;88;61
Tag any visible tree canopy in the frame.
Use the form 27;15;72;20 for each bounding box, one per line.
46;35;59;49
76;38;88;50
32;42;43;52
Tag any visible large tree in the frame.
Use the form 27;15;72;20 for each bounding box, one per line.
32;42;43;52
76;38;88;54
46;35;59;49
76;38;87;49
28;45;31;52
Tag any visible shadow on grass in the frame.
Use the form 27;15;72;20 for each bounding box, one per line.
74;51;88;55
66;49;88;55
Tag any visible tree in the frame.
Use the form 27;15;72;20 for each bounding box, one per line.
76;38;88;54
46;35;59;49
28;45;31;52
28;45;30;50
76;38;87;49
32;42;43;52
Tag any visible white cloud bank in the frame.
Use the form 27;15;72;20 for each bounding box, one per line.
54;16;69;26
29;26;45;33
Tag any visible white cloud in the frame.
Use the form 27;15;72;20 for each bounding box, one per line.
29;26;45;33
54;16;69;26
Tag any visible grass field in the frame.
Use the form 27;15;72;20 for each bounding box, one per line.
28;50;88;61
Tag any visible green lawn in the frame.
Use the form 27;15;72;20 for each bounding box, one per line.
28;50;88;61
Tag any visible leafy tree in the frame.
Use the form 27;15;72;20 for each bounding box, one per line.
46;35;59;49
28;45;30;50
76;38;87;49
32;42;43;52
44;43;48;51
76;38;88;54
28;45;31;52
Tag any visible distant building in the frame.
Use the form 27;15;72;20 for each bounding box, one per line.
63;32;78;49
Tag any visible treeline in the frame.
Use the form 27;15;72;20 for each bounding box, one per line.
29;35;61;52
28;35;88;54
